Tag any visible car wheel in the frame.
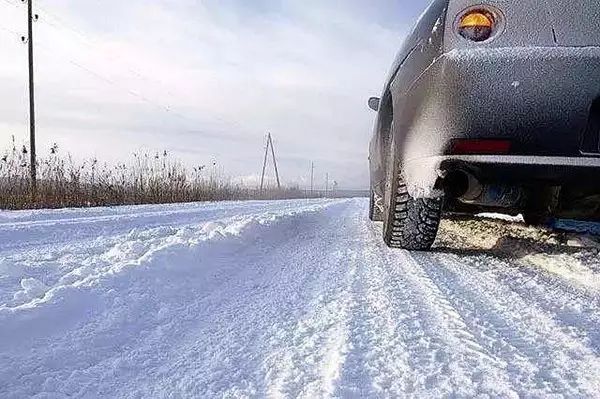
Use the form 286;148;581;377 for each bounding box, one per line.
369;188;383;221
382;135;443;251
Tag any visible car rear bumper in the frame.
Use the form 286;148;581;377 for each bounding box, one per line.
439;155;600;183
399;46;600;159
402;154;600;198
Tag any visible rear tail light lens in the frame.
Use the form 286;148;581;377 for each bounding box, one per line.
451;139;512;155
458;10;495;42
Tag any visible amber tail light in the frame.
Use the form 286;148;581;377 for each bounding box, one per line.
457;10;495;42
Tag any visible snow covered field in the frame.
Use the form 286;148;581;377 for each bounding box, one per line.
1;198;600;398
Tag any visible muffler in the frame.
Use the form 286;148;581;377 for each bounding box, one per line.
445;170;523;208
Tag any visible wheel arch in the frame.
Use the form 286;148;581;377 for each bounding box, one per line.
377;90;394;162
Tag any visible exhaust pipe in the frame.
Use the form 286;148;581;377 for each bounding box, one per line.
445;170;523;208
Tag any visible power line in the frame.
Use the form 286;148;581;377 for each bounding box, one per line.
60;54;186;120
6;0;193;125
33;3;188;108
35;3;90;43
32;10;248;132
5;0;256;142
34;13;180;100
6;5;197;136
35;3;164;89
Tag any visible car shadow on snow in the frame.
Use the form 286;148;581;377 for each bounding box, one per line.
431;216;600;261
431;236;592;260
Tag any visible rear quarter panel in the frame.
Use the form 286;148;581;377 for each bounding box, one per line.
370;0;449;192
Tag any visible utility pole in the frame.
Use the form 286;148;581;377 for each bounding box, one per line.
260;133;281;193
26;0;37;197
260;135;269;193
310;162;314;198
268;134;281;189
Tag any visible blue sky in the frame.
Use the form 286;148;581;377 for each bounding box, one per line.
0;0;430;189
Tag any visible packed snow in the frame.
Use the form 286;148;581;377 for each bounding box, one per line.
1;199;600;398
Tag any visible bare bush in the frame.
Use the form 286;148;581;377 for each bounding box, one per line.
0;137;304;210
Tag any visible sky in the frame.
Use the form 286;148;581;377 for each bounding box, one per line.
0;0;430;190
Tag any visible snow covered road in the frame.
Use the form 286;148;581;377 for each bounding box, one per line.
1;198;600;398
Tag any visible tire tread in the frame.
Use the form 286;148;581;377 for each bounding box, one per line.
384;170;442;251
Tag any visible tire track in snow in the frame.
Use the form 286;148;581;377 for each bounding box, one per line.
445;252;600;357
438;217;600;354
519;252;600;297
338;221;516;398
263;248;355;398
336;226;415;397
378;243;516;398
409;250;600;397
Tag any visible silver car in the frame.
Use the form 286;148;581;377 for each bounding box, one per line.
368;0;600;250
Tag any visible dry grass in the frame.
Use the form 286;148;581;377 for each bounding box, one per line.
0;137;304;210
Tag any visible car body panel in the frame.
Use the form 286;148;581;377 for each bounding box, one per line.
545;0;600;47
384;0;448;91
369;0;600;220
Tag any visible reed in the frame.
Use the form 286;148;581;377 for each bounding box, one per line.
0;137;304;210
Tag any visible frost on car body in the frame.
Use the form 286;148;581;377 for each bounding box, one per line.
368;0;600;250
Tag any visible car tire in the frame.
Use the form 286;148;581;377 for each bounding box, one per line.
369;188;383;221
382;135;443;251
